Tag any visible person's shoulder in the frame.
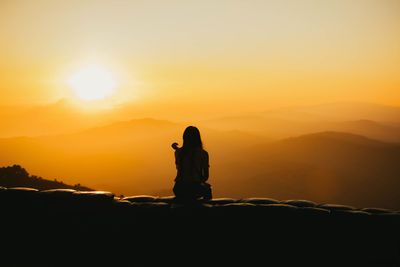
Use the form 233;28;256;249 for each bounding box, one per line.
201;149;209;156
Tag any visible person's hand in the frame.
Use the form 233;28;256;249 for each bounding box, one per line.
171;142;179;150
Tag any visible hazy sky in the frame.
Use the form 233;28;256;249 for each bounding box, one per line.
1;0;399;111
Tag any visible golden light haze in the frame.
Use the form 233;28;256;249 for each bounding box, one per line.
1;1;400;209
0;0;399;110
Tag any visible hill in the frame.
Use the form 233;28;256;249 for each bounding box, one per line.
0;118;269;195
0;165;92;191
201;115;400;142
264;102;400;123
320;120;400;143
0;116;399;209
2;101;400;140
215;131;400;209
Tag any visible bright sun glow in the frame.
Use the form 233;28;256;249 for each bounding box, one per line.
67;65;117;101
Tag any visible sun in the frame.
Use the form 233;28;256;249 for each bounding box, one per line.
67;65;117;101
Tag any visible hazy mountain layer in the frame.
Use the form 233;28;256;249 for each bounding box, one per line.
215;131;400;209
0;117;399;209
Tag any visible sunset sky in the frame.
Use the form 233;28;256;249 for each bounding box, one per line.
0;0;399;113
1;0;400;205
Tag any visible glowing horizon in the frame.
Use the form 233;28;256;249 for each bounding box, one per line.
0;0;399;110
1;0;400;215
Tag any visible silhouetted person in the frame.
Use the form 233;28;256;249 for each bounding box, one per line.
172;126;212;202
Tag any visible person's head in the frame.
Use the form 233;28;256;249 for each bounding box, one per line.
182;126;203;150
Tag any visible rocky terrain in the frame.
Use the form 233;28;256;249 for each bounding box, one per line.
1;187;399;266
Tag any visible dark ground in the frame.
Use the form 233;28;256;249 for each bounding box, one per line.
1;187;399;266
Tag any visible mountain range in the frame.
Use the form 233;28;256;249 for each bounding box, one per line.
0;114;399;209
215;131;400;209
1;101;400;140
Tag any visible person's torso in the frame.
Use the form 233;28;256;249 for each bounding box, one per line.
175;148;207;182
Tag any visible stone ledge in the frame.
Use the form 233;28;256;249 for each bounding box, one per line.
1;187;399;216
1;187;399;266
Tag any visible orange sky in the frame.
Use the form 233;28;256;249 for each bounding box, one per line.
0;0;399;111
1;1;400;203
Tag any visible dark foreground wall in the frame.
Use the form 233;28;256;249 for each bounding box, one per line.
1;187;399;266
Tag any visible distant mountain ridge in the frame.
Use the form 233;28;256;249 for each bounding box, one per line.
280;131;398;148
1;101;400;138
264;102;400;122
0;116;399;209
81;117;179;132
217;131;400;209
203;116;400;142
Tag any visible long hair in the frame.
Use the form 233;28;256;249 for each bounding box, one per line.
182;126;203;150
180;126;203;166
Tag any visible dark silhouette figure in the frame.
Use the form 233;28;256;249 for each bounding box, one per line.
172;126;212;202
